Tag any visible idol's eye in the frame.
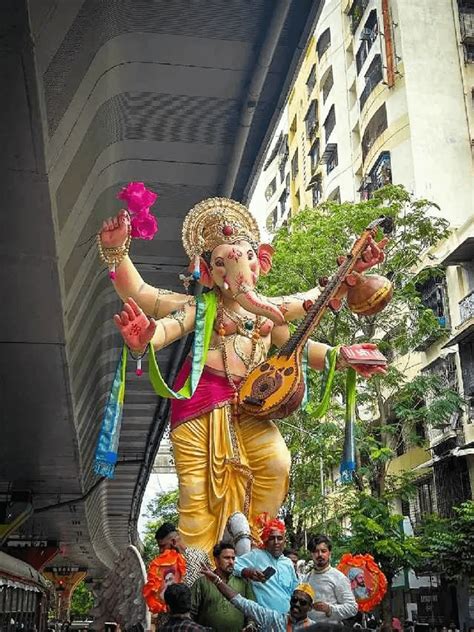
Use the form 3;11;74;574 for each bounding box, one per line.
214;257;225;267
247;250;254;260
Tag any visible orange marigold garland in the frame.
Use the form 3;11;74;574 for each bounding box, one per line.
142;549;187;613
337;553;387;612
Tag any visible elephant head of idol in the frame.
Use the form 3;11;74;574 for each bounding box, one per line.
182;198;286;325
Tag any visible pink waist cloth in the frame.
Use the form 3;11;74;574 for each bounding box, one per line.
170;358;239;430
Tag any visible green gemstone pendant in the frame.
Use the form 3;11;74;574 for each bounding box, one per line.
245;320;254;331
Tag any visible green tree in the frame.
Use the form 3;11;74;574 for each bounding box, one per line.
141;488;179;565
70;581;94;619
420;500;474;582
260;185;463;625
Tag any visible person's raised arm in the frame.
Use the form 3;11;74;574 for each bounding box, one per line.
200;568;279;630
99;211;189;317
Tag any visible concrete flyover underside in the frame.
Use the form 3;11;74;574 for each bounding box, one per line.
0;0;319;578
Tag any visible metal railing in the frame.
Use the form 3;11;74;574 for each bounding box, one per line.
349;0;370;33
459;289;474;323
360;60;383;110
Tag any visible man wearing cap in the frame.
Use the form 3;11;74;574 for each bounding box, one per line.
201;565;317;631
233;517;298;614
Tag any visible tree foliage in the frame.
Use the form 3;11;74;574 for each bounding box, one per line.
70;581;94;618
259;186;463;619
419;500;474;581
141;489;179;565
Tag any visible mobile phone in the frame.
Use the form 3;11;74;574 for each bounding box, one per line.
262;566;276;580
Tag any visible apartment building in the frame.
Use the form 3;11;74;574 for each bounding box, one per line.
287;0;472;225
249;110;291;240
250;0;474;621
283;0;473;515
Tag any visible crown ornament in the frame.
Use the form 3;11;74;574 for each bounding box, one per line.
182;197;261;259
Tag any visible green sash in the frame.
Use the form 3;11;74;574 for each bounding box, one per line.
146;290;217;398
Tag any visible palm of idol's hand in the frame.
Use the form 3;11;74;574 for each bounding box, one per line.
100;210;130;248
113;298;157;352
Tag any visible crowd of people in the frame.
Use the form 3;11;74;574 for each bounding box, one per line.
152;519;358;631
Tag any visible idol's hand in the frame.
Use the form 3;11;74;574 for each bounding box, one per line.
100;210;130;248
353;235;388;273
113;297;156;352
340;343;387;379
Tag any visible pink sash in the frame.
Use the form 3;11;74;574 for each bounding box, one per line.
170;359;238;430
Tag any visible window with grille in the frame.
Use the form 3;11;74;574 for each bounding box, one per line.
309;140;320;172
305;100;318;138
360;54;383;110
322;68;334;103
323;105;336;143
317;28;331;59
291;151;299;178
356;10;378;73
306;65;316;96
264;178;277;201
348;0;370;34
361;103;387;161
326;146;338;174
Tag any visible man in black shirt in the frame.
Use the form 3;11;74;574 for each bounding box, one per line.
159;584;212;632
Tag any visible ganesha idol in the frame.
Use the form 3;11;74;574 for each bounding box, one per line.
98;196;389;556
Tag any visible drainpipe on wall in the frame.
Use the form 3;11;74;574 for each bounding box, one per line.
381;0;396;88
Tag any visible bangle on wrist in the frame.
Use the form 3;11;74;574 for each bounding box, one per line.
213;576;222;585
97;228;131;281
335;345;348;370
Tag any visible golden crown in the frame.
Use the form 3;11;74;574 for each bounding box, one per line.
182;197;261;259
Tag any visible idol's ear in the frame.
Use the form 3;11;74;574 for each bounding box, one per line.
257;244;275;275
188;258;213;288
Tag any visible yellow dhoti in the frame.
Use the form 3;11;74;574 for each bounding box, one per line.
171;405;291;557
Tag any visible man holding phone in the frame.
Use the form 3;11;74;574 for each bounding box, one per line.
233;517;298;614
200;567;317;632
191;541;257;631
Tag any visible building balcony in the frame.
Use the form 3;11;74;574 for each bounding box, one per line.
459;8;474;44
460;290;474;324
348;0;370;34
359;56;383;111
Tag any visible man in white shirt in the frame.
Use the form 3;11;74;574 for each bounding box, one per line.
303;534;357;622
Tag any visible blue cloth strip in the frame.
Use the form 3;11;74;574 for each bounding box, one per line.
94;346;126;478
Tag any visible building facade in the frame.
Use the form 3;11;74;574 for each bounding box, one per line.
286;0;472;225
249;110;291;240
250;0;474;623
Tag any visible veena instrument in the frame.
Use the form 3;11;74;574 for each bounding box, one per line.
238;216;393;421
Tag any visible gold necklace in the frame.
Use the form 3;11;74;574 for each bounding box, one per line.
221;304;260;337
217;302;262;418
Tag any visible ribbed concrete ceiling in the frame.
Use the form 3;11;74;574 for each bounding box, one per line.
0;0;318;577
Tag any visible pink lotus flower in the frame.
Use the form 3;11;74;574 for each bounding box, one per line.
117;182;159;240
130;211;158;240
117;182;158;214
